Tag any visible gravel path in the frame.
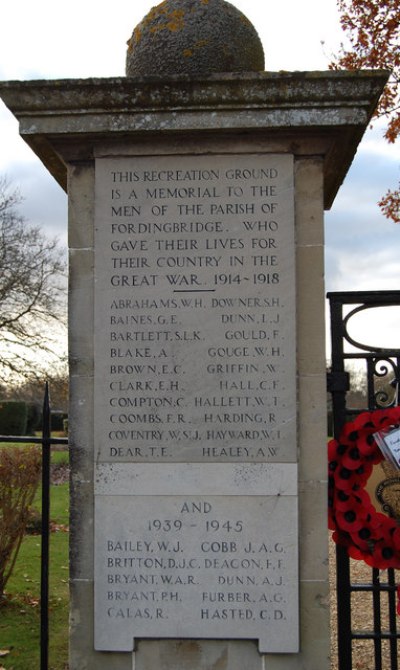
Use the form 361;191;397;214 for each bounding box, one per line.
329;537;400;669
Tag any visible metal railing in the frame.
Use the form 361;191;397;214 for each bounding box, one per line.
0;383;68;670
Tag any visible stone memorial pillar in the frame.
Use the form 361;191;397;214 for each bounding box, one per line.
0;2;388;668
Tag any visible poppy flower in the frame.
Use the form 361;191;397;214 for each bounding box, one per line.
356;433;379;458
328;439;347;462
333;466;360;491
342;445;363;470
353;526;374;552
367;542;398;569
335;495;370;531
334;490;352;511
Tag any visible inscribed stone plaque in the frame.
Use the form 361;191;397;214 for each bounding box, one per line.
94;493;298;653
94;154;296;463
93;152;299;653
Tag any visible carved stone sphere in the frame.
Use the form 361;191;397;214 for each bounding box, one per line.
126;0;265;76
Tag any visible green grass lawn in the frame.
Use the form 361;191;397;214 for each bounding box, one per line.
0;449;69;670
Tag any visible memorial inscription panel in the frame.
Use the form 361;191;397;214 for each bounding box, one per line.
94;154;296;463
95;494;298;653
93;153;298;653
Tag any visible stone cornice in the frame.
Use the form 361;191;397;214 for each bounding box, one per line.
0;70;389;207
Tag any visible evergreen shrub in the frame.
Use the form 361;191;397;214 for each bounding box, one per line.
0;401;28;435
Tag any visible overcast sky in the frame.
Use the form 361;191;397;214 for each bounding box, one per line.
0;0;399;356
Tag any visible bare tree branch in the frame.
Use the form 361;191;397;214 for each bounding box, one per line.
0;177;67;381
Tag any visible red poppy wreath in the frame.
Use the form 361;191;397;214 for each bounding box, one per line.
328;406;400;573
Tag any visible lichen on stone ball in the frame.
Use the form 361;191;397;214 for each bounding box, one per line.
126;0;265;76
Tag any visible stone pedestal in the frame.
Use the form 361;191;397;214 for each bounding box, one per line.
0;70;388;670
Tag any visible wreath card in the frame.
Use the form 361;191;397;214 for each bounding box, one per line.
374;426;400;470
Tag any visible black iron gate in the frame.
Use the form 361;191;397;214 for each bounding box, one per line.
328;291;400;670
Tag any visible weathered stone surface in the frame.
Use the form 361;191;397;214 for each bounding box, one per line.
95;495;298;652
0;71;389;206
94;152;296;465
126;0;265;76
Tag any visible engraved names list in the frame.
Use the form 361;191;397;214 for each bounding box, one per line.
94;154;296;463
95;491;298;653
94;153;298;653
